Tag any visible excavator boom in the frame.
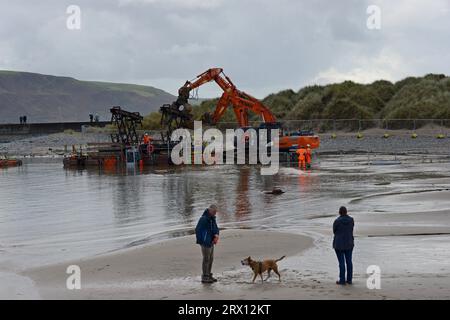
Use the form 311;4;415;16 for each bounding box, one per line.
177;68;276;128
163;67;320;150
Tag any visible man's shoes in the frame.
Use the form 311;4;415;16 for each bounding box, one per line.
336;281;346;285
346;281;352;285
202;278;214;284
201;275;218;283
209;274;218;282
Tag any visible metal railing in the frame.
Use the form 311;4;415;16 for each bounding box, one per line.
208;119;450;133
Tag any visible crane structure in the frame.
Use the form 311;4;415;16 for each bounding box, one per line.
161;67;320;151
110;106;143;145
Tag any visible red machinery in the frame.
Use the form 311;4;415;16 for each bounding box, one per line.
176;68;320;150
0;159;22;168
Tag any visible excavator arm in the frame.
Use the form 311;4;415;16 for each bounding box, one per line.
166;67;320;150
230;91;277;124
176;68;234;108
201;92;232;125
177;67;277;127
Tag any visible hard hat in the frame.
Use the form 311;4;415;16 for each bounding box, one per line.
307;144;310;147
145;133;148;136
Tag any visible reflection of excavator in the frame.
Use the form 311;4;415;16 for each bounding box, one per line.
162;67;320;151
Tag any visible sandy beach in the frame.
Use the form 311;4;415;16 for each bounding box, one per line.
23;230;313;299
20;206;450;299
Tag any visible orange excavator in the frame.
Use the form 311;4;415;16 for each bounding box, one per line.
168;68;319;151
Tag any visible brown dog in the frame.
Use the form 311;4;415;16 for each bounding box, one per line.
241;255;286;283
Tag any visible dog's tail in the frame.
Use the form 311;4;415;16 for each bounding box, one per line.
276;255;286;262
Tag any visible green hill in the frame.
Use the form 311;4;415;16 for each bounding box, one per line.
0;70;175;123
261;74;450;121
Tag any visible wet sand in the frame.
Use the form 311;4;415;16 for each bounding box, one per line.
23;230;313;299
21;212;450;299
351;190;450;237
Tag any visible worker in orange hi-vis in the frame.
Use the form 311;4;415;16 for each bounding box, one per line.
305;144;312;169
143;133;152;145
296;146;307;170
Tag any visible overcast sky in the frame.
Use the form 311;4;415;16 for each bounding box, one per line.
1;0;449;98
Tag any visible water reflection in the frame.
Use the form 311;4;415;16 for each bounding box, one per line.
112;174;147;225
163;170;196;219
235;166;252;216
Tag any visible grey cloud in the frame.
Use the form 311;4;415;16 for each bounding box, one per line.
0;0;449;98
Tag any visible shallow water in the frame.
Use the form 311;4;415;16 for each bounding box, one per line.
1;155;450;270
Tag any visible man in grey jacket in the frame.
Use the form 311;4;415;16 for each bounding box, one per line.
333;206;354;285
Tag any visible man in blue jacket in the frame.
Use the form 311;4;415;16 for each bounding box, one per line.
195;204;220;283
333;206;354;285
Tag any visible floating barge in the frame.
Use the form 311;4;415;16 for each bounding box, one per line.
63;106;181;169
63;141;173;169
63;106;319;169
63;141;311;169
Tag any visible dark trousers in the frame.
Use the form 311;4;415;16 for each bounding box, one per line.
201;245;214;280
335;248;353;283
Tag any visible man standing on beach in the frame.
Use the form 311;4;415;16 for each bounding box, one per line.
333;206;354;285
195;204;220;284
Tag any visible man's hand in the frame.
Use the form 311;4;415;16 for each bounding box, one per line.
213;234;219;245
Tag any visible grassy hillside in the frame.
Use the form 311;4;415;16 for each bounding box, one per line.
261;74;450;121
0;71;175;123
142;73;450;130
